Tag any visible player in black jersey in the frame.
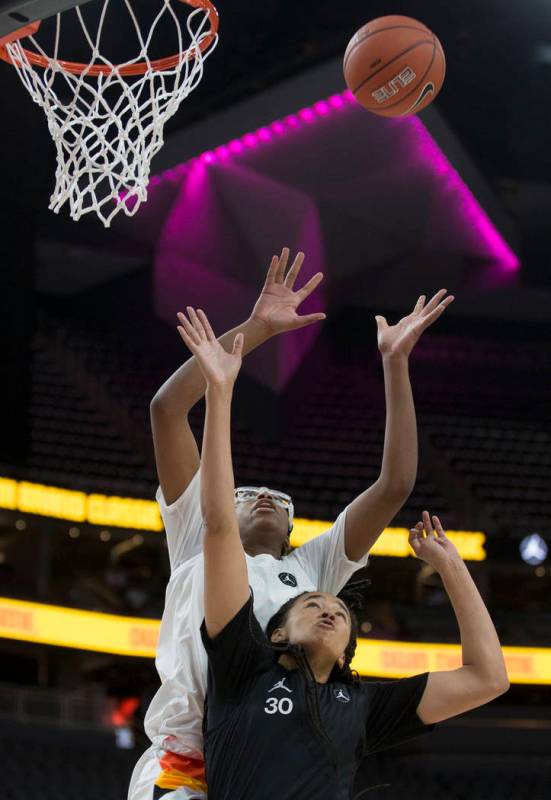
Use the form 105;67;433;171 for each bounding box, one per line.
177;306;509;800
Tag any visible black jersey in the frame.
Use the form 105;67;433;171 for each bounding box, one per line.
200;596;434;800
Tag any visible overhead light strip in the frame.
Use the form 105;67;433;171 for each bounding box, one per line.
150;89;519;272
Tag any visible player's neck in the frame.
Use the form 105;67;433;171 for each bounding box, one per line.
277;652;334;684
243;542;282;559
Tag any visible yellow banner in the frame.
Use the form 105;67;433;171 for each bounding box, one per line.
0;476;486;559
0;597;159;658
1;597;548;684
352;638;551;685
0;477;162;531
291;519;486;560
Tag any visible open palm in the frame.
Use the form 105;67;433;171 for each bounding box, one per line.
376;289;454;358
251;247;326;335
177;307;243;387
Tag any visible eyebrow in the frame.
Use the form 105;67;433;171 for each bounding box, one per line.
305;594;350;619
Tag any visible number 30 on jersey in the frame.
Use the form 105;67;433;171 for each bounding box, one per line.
264;697;294;715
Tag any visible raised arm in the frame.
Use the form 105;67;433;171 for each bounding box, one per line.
150;316;267;505
176;308;250;638
150;248;325;504
344;290;454;561
412;512;509;724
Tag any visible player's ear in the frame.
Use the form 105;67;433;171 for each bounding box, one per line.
337;655;345;670
270;627;288;644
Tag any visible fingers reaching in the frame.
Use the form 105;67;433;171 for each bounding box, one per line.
176;307;243;386
418;292;454;331
422;510;447;539
197;309;216;341
177;323;198;352
265;254;279;285
412;295;426;315
296;271;324;301
177;312;202;348
410;512;451;560
187;306;207;341
293;312;327;329
177;307;217;350
422;510;434;536
284;251;305;290
408;521;424;553
432;515;446;538
264;247;311;289
275;247;290;282
422;289;448;315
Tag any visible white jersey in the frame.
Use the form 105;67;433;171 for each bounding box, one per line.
129;469;368;799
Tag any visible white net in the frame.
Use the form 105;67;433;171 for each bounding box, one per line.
4;0;218;226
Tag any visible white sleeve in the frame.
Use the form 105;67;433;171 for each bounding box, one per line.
156;468;204;572
290;506;369;595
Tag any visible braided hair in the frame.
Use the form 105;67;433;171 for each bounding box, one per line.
248;578;371;773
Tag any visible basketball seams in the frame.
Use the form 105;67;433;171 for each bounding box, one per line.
435;39;446;78
358;36;438;113
352;39;435;95
382;36;437;110
343;24;434;70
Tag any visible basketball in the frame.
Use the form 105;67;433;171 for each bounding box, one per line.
343;15;446;118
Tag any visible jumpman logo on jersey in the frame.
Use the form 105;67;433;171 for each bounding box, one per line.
268;677;293;694
333;687;350;703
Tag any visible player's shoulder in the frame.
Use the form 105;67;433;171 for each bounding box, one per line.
288;516;344;555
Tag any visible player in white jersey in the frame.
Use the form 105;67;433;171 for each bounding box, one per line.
128;247;454;800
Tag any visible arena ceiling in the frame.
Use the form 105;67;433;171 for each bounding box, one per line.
1;0;551;290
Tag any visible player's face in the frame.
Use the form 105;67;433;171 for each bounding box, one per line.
234;487;291;554
276;592;351;662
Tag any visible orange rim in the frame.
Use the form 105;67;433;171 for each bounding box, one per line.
0;0;219;76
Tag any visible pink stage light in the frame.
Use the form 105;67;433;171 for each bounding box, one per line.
406;116;519;271
328;94;345;109
298;107;315;123
313;100;330;116
151;90;519;272
242;133;257;149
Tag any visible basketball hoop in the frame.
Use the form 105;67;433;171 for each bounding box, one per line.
0;0;219;226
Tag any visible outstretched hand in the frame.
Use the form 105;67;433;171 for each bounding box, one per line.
409;511;460;570
376;289;454;358
177;307;243;388
250;247;326;336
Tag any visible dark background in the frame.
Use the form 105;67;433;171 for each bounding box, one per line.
0;2;550;799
